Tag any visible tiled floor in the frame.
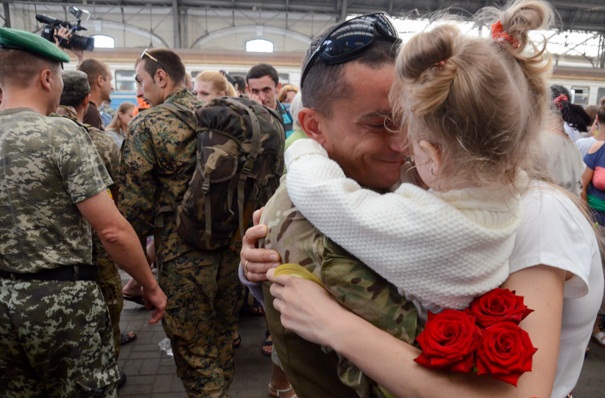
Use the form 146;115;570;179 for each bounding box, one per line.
117;288;605;398
118;298;272;398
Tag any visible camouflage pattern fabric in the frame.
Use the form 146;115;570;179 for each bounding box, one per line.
0;109;118;396
0;280;119;397
95;247;124;357
158;245;242;397
261;182;419;398
119;88;201;262
119;88;241;397
176;96;285;251
0;109;111;273
86;124;124;357
100;102;117;118
54;108;125;356
85;125;120;185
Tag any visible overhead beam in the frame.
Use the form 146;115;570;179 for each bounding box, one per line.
2;2;11;27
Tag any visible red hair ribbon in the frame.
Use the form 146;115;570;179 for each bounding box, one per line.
491;21;520;49
554;94;569;111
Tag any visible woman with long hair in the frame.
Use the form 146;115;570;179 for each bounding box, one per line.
105;101;136;149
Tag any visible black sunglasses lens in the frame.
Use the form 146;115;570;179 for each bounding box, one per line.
372;14;398;37
301;13;399;87
321;33;373;61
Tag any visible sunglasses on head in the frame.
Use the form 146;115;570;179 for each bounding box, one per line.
140;48;165;70
300;12;400;88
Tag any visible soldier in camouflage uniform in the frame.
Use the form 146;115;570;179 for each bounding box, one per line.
56;70;126;359
0;27;166;398
261;183;418;398
119;49;241;397
242;15;418;398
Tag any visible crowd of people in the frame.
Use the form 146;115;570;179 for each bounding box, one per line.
1;0;604;397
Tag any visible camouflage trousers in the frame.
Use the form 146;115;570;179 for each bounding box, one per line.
158;245;242;398
94;243;125;358
0;279;120;398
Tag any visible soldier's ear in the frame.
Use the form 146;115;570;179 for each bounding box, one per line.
82;93;91;108
39;68;53;91
155;69;169;88
298;107;326;145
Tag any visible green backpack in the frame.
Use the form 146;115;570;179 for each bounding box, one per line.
160;97;285;250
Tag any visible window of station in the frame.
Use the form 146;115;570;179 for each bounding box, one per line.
115;69;136;92
598;87;605;104
246;39;274;53
92;35;115;49
571;86;590;107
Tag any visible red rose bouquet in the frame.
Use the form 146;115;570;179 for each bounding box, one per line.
414;288;537;386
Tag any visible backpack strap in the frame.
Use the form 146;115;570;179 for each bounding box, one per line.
224;98;263;241
154;102;198;228
157;102;198;133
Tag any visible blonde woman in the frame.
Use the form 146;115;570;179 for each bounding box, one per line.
193;70;237;101
105;101;136;149
277;84;299;105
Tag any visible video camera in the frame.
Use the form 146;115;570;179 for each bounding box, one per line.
36;6;94;51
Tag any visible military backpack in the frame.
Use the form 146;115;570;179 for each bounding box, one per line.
160;97;285;251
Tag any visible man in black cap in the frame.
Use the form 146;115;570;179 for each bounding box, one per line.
0;27;166;397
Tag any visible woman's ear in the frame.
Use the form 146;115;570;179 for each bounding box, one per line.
419;140;442;176
298;107;326;145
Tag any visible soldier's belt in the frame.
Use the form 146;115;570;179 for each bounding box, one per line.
0;265;98;281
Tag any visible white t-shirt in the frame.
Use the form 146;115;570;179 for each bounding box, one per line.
575;136;597;159
510;182;603;398
537;132;585;196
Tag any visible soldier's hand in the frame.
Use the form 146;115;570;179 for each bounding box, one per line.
141;283;167;324
240;211;281;282
247;92;263;106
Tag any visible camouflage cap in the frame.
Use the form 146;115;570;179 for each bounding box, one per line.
61;70;91;106
0;27;70;63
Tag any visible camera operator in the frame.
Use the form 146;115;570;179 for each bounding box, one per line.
36;6;94;53
54;26;84;64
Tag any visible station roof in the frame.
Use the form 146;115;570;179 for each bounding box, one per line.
7;1;605;34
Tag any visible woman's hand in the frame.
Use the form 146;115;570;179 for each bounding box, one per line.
267;268;346;347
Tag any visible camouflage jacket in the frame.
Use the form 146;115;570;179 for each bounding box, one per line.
119;88;202;262
261;181;419;398
85;125;120;189
55;106;120;189
0;108;111;273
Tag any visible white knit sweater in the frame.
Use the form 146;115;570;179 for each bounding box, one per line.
285;139;529;316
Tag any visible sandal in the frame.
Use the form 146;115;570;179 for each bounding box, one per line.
120;331;137;346
233;333;242;349
268;383;297;398
592;331;605;346
261;330;273;357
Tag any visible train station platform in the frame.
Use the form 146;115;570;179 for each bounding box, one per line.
117;279;605;398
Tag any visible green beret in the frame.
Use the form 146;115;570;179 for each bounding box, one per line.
0;27;70;63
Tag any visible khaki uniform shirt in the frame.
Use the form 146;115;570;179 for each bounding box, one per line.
0;108;111;273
